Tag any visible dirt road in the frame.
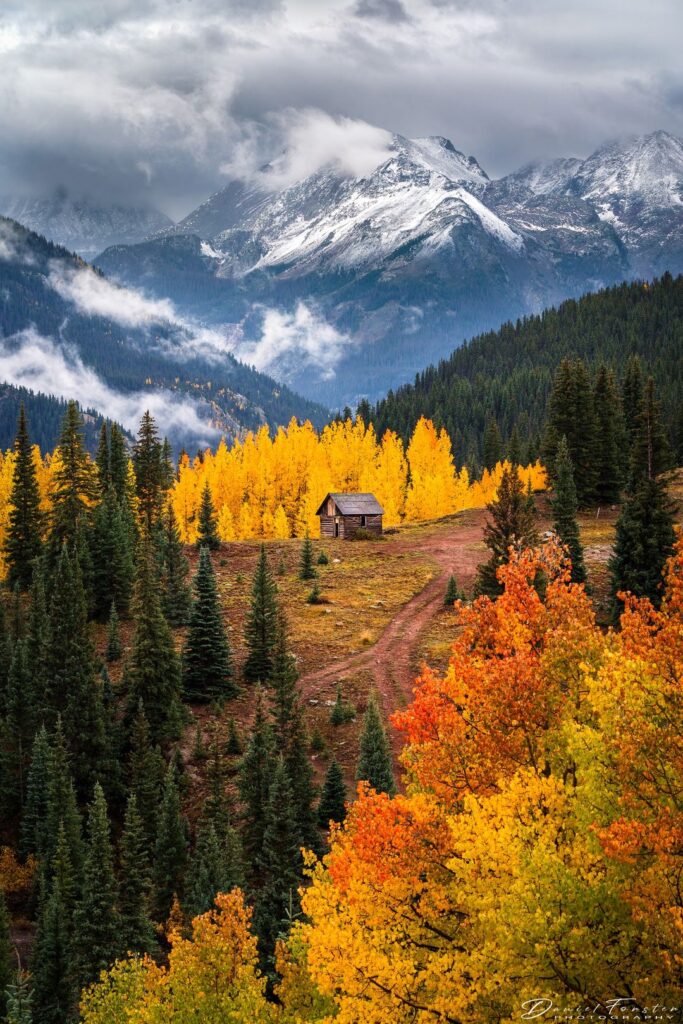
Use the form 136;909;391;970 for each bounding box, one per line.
298;511;488;756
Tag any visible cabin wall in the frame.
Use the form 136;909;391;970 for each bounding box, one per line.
319;515;338;539
341;514;383;539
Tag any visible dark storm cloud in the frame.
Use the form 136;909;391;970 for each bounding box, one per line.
354;0;410;22
0;0;681;219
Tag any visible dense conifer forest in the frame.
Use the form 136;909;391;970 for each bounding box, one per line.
366;273;683;470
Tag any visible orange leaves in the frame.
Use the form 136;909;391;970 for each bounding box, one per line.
395;542;598;805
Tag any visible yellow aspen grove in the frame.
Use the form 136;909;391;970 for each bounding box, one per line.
0;418;546;574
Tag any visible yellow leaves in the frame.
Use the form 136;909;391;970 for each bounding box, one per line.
81;891;274;1024
0;846;36;901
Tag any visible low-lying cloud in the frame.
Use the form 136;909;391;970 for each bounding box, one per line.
1;327;220;445
236;302;354;381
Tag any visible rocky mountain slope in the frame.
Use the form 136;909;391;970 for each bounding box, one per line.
96;130;683;407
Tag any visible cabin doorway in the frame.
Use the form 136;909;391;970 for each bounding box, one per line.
334;520;340;538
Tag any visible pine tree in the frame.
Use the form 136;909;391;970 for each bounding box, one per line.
95;421;111;493
317;758;347;827
182;547;236;702
25;567;47;709
4;973;33;1024
126;539;183;744
622;354;644;451
90;487;135;618
5;404;43;590
72;783;121;993
629;377;671;486
118;793;157;956
152;763;188;921
0;600;11;712
0;640;35;818
253;757;302;968
0;891;14;1020
356;693;396;796
105;602;122;662
610;378;675;617
238;691;275;866
196;481;220;551
43;546;106;799
133;411;165;529
160;503;191;626
44;720;83;879
444;573;459;606
506;425;522;467
298;532;317;581
49;400;95;551
20;726;51;860
475;464;538;598
593;366;625;506
226;717;242;757
109;423;130;504
482;418;503;471
243;545;278;684
126;703;165;852
185;820;245;919
543;359;598;505
551;437;587;585
31;871;74;1024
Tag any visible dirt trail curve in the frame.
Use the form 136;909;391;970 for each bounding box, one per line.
298;512;487;732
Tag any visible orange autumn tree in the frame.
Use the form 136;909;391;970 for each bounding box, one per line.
294;536;683;1022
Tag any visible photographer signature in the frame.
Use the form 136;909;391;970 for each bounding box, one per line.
521;998;682;1021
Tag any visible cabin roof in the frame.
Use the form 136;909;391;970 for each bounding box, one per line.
316;492;384;516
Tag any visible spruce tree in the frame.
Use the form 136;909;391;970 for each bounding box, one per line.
543;359;598;505
90;487;135;618
0;600;10;712
118;793;157;956
196;481;220;551
253;757;302;968
622;354;644;451
44;720;84;880
126;539;183;744
5;404;43;590
20;726;51;860
182;547;236;702
0;640;35;818
506;425;522;466
356;693;396;796
610;378;675;617
238;690;275;866
0;891;14;1020
243;545;278;684
482;418;503;471
43;546;106;799
152;763;188;921
109;423;130;503
126;703;165;852
160;503;191;626
226;716;242;757
49;401;95;551
593;366;625;506
185;820;245;919
72;783;121;993
105;602;122;662
31;871;74;1024
318;758;347;827
444;574;459;606
551;437;587;585
25;567;48;709
298;532;317;581
133;411;165;529
475;464;538;598
95;421;111;493
4;973;33;1024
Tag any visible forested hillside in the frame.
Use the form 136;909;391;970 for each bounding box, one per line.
368;273;683;467
0;383;109;453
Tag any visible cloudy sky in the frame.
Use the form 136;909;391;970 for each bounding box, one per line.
1;0;681;218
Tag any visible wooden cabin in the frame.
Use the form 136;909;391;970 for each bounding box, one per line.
316;493;384;540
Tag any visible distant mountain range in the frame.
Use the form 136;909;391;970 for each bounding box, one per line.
0;190;173;260
0;216;328;451
84;129;683;408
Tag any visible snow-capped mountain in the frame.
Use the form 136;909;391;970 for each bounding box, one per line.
0;190;173;260
96;130;683;407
